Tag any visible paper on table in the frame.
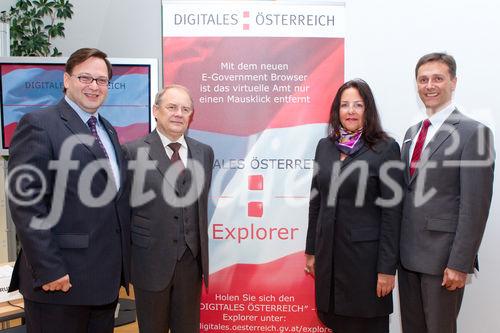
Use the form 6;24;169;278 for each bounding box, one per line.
0;264;22;302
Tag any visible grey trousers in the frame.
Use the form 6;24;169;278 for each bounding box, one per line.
398;265;465;333
134;250;202;333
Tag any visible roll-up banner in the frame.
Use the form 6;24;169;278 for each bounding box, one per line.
162;1;345;332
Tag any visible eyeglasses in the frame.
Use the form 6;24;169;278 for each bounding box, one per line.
162;103;193;115
73;74;109;86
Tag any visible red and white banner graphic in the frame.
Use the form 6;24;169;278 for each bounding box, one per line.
163;1;345;332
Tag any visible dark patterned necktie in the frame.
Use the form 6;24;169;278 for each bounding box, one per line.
409;119;431;176
168;142;185;170
87;116;109;159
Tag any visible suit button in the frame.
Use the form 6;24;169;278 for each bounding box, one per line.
115;228;121;234
174;216;179;219
173;239;178;243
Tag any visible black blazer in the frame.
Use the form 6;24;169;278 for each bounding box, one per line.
8;99;131;305
306;137;402;318
123;130;214;291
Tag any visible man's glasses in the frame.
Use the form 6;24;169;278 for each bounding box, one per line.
163;103;193;115
73;74;109;86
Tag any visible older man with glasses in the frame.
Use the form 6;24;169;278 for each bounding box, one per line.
123;84;214;333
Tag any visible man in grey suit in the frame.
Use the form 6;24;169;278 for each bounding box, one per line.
399;52;495;333
123;84;213;333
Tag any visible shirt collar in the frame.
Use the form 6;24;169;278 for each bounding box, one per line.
65;95;102;127
156;129;187;149
427;101;455;129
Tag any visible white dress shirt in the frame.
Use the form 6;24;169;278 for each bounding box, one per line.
408;102;456;163
65;96;121;188
156;130;189;167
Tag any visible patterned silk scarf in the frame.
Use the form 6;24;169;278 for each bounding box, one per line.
335;126;364;156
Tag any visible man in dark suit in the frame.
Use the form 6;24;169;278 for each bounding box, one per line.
7;48;130;333
124;84;213;333
399;52;495;333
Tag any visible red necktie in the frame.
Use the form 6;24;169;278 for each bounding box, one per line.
409;119;431;176
168;142;185;170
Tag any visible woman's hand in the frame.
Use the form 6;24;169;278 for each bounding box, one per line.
305;254;315;276
376;273;395;297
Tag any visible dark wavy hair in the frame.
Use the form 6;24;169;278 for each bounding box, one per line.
328;79;387;148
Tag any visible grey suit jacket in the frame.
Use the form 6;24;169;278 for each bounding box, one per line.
400;110;495;275
123;130;214;291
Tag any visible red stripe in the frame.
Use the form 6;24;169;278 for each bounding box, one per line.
1;64;149;76
2;122;17;147
1;64;64;76
112;66;150;76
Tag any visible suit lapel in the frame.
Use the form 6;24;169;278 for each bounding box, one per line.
186;137;206;198
59;99;124;195
100;117;126;191
323;138;369;170
100;117;120;159
59;100;108;161
185;137;207;221
409;109;461;184
340;144;370;170
402;124;420;184
186;137;204;171
145;130;176;190
423;110;461;161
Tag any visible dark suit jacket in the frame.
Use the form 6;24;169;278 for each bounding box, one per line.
400;110;495;275
123;130;214;291
306;137;402;318
7;99;130;305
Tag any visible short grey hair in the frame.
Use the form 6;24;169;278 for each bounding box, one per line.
154;84;194;110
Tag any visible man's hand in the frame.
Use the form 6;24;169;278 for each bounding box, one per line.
42;274;72;292
377;273;395;297
305;254;315;277
442;267;467;291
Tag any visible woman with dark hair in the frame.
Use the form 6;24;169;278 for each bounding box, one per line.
305;79;403;332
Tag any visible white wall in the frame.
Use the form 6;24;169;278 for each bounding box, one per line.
0;0;163;75
348;1;500;332
54;0;162;60
2;0;499;331
0;0;16;11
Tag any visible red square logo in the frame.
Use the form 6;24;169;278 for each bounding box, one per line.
248;202;263;218
243;23;250;30
243;11;250;18
248;175;263;191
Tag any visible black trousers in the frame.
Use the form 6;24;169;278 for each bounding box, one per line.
23;298;117;333
134;249;202;333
